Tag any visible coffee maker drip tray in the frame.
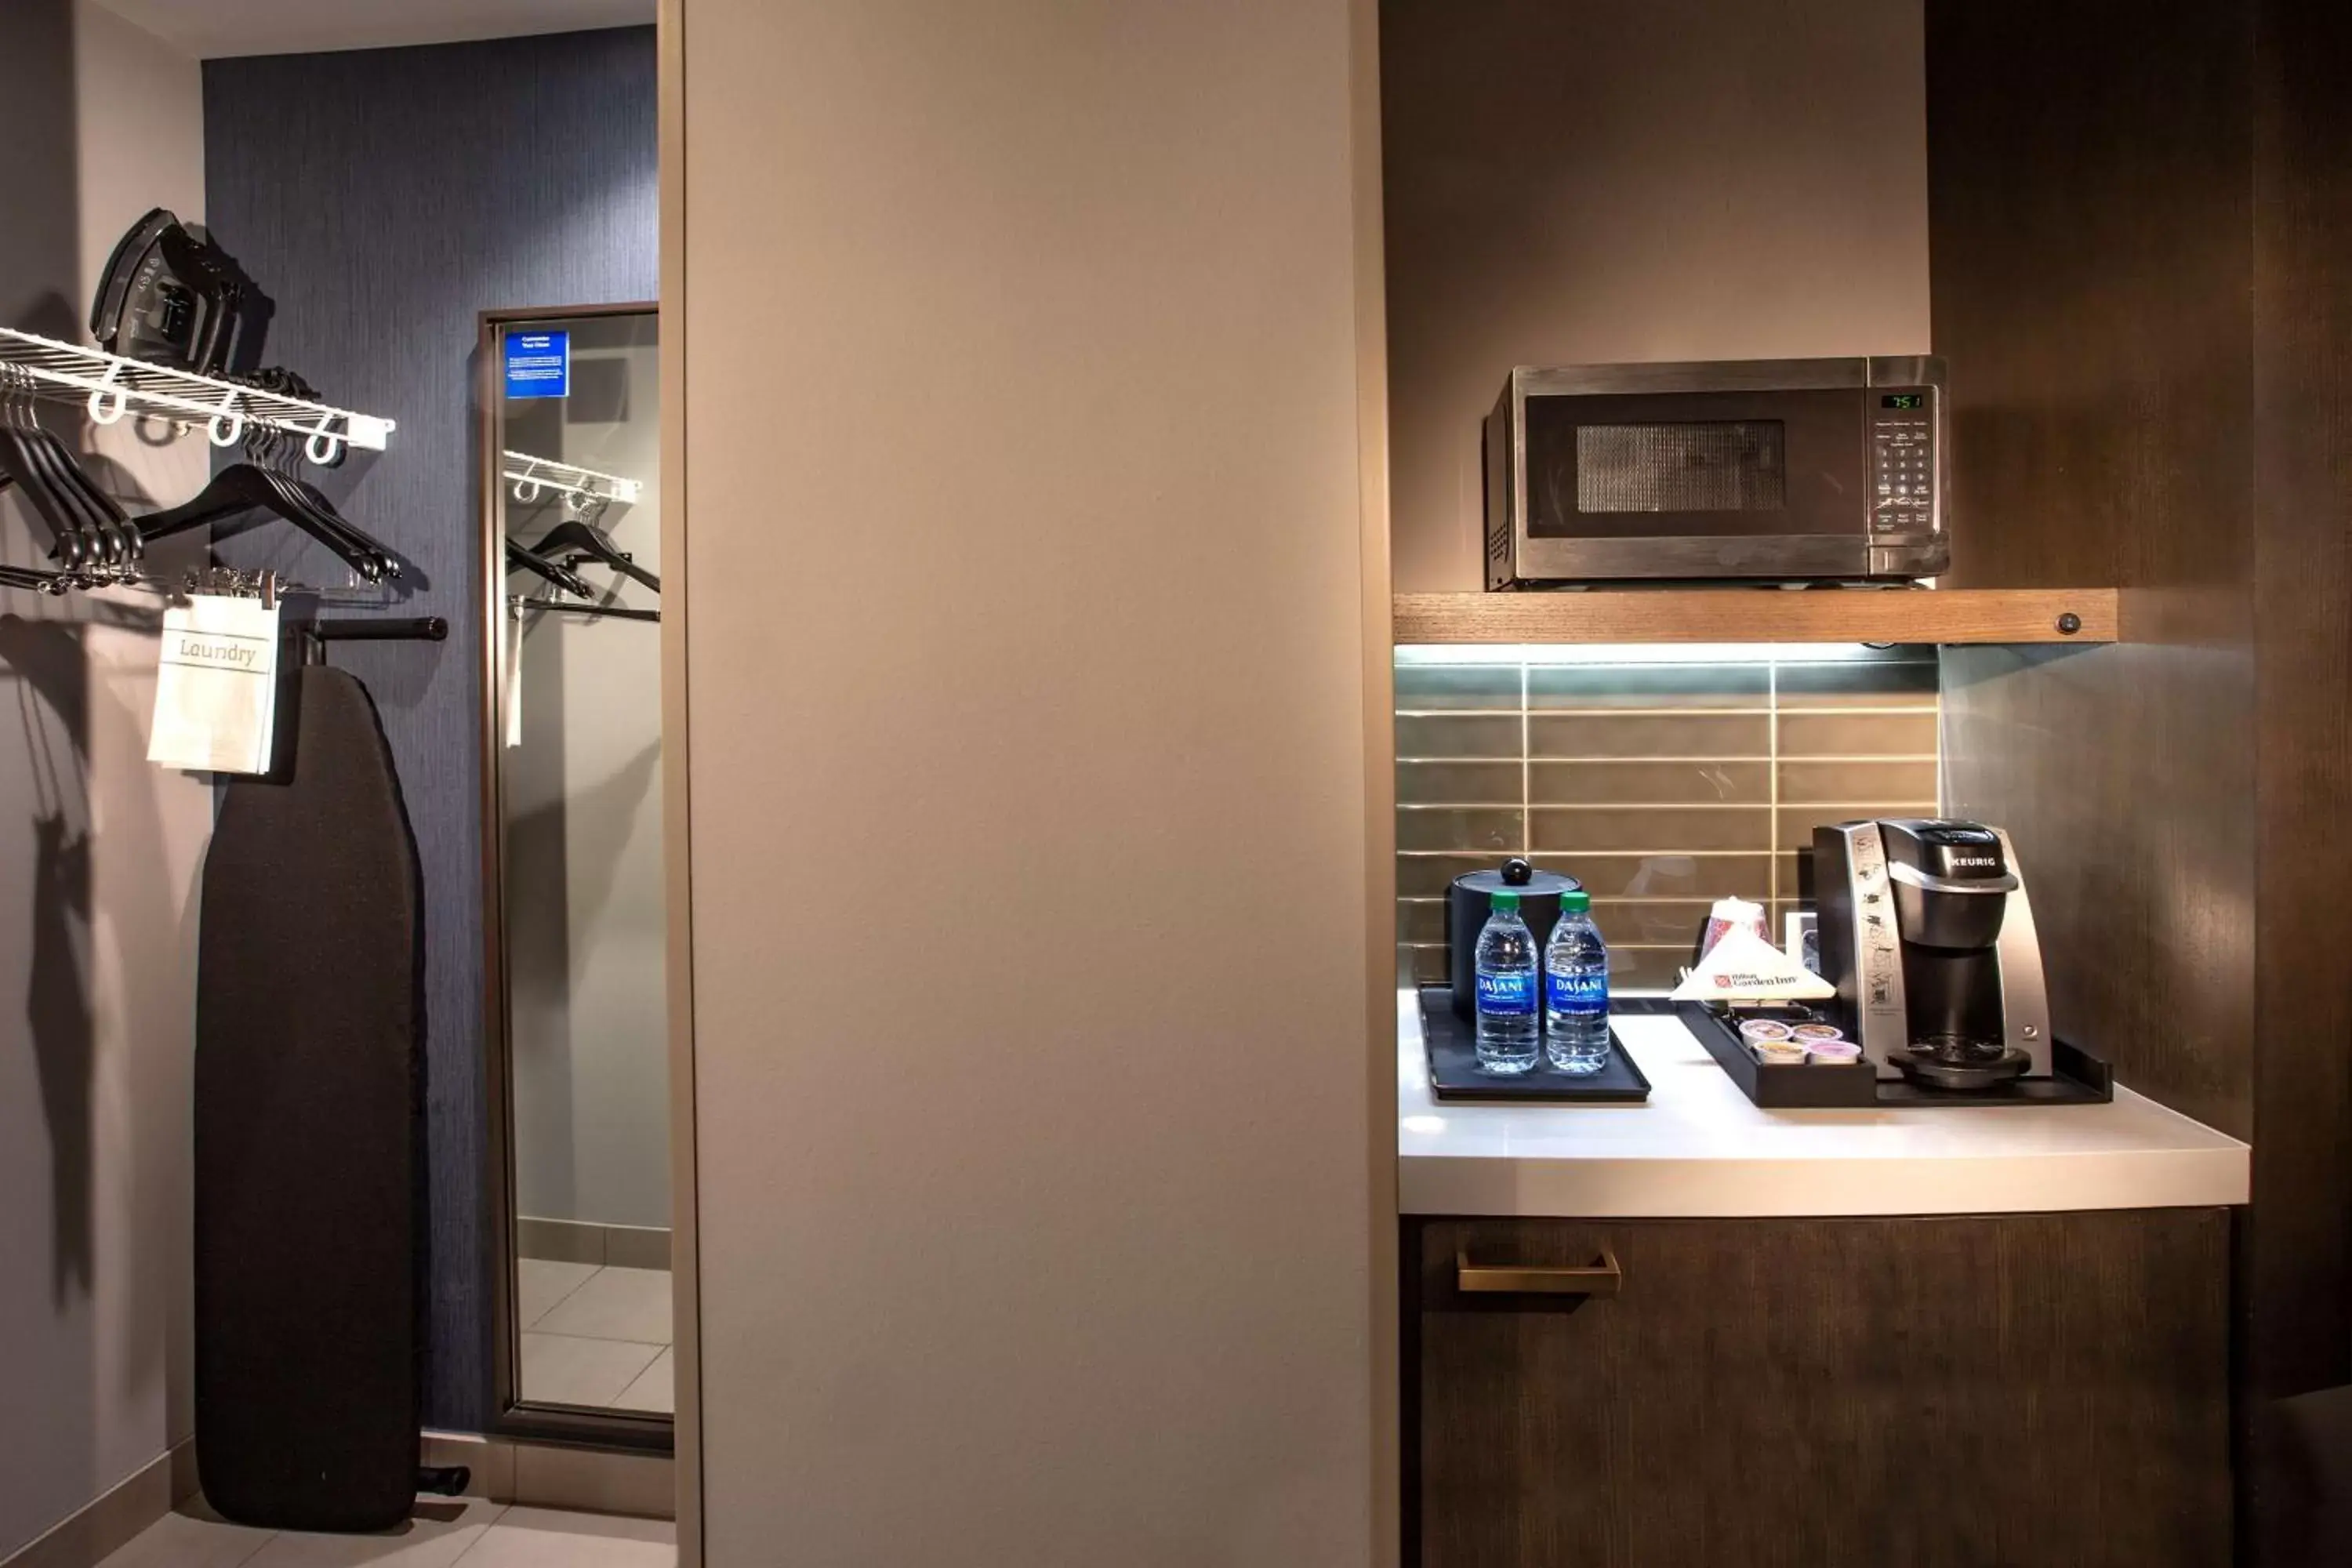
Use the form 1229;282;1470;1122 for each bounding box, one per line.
1898;1035;2032;1091
1652;998;2113;1109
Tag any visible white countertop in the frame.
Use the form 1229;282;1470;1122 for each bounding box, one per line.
1397;992;2249;1218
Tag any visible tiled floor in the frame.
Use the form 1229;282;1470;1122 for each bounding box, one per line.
516;1261;673;1414
96;1500;672;1567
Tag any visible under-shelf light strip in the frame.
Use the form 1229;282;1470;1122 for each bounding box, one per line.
1392;705;1940;718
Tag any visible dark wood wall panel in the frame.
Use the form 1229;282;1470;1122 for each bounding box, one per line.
1926;1;2256;1141
2249;0;2352;1449
1928;0;2255;591
202;29;658;1430
1941;638;2252;1141
1929;2;2352;1559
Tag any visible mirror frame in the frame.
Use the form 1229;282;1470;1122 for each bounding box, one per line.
475;300;673;1451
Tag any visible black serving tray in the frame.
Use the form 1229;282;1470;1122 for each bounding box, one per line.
1418;986;1652;1104
1654;997;2114;1109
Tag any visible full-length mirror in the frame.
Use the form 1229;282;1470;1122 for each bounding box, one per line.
480;304;670;1432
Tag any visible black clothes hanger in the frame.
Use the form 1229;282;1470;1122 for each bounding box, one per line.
0;410;88;550
31;435;140;579
44;430;140;577
233;423;389;577
0;368;136;575
244;424;397;579
503;538;597;600
524;518;659;593
138;465;373;575
136;437;395;583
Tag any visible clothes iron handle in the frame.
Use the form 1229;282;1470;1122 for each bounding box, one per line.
1456;1247;1621;1298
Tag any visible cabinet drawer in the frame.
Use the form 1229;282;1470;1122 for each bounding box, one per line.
1406;1212;2230;1568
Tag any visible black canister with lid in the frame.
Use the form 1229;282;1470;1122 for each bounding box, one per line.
1447;858;1584;1019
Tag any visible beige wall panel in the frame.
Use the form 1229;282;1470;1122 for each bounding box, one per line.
679;1;1375;1562
0;3;210;1559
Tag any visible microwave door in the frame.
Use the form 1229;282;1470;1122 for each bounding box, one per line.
1519;388;1869;580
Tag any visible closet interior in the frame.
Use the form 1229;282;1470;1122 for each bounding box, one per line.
0;9;670;1562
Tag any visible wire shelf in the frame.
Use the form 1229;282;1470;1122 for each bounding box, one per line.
0;326;394;462
502;450;643;507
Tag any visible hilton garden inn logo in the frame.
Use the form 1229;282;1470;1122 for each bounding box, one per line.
1671;926;1835;1003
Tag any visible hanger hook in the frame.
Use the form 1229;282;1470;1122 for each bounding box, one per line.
304;419;344;466
86;361;129;426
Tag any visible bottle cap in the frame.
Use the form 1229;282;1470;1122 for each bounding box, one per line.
1490;891;1520;913
1561;890;1591;913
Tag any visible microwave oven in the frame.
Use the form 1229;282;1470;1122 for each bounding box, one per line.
1483;357;1949;587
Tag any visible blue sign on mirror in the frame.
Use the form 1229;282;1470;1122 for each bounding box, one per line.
504;330;570;399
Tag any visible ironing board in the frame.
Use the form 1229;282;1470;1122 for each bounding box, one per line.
194;664;423;1532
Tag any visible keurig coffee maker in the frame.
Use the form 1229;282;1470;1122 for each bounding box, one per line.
1813;818;2052;1089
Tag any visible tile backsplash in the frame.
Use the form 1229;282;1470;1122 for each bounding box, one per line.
1396;648;1942;990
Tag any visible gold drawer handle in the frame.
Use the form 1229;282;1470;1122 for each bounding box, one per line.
1456;1247;1622;1298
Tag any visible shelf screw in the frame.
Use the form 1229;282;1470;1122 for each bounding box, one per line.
2056;612;2082;636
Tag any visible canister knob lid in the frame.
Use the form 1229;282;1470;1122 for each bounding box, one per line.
1452;860;1581;898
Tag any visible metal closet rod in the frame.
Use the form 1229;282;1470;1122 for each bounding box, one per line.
0;565;408;604
311;616;448;642
517;599;659;623
294;615;447;666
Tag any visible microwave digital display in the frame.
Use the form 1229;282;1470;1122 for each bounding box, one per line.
1882;394;1926;409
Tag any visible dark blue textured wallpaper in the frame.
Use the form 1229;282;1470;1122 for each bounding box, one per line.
203;27;658;1430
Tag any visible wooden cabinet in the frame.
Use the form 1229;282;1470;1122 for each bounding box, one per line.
1405;1212;2231;1568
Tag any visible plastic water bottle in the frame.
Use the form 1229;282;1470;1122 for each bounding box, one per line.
1473;891;1541;1074
1544;890;1611;1075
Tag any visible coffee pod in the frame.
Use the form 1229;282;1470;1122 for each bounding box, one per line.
1805;1040;1863;1065
1791;1023;1845;1044
1738;1018;1794;1044
1753;1040;1808;1065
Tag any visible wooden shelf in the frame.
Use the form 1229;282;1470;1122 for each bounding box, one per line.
1392;588;2119;646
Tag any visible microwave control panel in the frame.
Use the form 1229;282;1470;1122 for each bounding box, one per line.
1870;390;1938;536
